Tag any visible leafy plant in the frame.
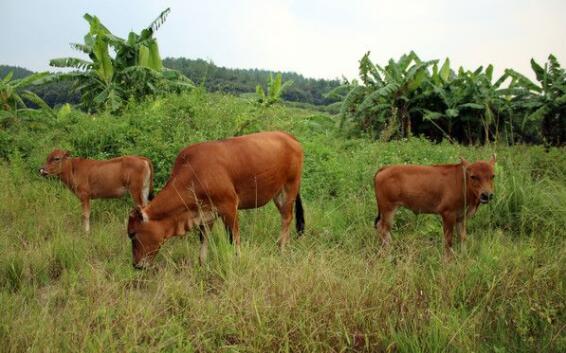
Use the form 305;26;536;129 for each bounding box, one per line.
0;71;52;114
256;73;293;107
505;55;566;146
49;8;193;113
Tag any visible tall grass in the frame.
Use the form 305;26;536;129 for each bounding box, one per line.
0;91;564;352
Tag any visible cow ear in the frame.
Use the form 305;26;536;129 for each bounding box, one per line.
490;153;496;166
131;206;148;223
459;156;470;168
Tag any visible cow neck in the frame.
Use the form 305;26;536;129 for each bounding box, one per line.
144;180;196;221
59;158;79;192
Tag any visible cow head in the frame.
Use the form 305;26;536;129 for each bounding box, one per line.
460;154;496;204
40;149;70;177
127;206;164;269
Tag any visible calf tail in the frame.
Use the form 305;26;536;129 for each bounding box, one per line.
295;193;305;235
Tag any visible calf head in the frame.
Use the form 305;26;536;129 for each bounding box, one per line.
40;149;70;177
127;206;164;269
461;154;496;204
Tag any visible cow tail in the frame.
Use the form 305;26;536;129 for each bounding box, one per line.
147;159;155;201
295;192;305;235
373;168;383;229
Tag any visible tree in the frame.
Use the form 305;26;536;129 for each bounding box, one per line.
49;8;193;113
340;51;435;139
256;73;293;107
505;55;566;146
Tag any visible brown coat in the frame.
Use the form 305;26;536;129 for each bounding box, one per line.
127;131;305;268
40;149;154;232
374;155;496;255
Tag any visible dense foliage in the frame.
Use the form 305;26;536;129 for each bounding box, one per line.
337;52;566;145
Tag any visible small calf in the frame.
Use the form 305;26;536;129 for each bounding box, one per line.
40;149;154;232
374;155;496;255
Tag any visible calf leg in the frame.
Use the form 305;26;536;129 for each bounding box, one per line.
441;213;457;257
129;182;146;207
376;207;395;247
198;222;214;265
456;220;467;242
273;188;295;250
456;219;467;251
80;197;91;233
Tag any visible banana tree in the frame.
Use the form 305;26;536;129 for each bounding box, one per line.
49;8;192;113
341;51;435;139
256;73;293;107
421;61;510;143
0;71;53;115
505;54;566;145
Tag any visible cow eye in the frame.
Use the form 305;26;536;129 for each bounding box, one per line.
53;157;60;161
470;175;479;180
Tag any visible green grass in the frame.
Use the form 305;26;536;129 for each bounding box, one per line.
0;91;564;352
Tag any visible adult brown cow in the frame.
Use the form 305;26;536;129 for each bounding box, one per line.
373;155;496;256
127;131;305;269
40;149;154;232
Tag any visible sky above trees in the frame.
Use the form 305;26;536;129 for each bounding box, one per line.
2;0;565;80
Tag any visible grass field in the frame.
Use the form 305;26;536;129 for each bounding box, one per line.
0;91;564;352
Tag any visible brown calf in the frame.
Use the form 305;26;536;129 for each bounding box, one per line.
40;149;154;232
127;131;305;268
374;155;496;255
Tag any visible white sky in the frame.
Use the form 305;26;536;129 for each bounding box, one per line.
1;0;565;80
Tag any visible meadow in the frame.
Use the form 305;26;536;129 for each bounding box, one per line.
0;90;564;352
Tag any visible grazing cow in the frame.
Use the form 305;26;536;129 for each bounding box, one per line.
127;131;305;269
40;149;154;232
374;155;496;255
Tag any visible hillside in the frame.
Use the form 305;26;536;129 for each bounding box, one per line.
1;59;342;109
1;90;564;352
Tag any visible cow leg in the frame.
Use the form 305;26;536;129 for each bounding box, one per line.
456;219;467;241
441;213;456;258
198;222;214;265
219;201;240;257
80;197;91;233
456;219;467;251
273;188;295;250
377;207;395;247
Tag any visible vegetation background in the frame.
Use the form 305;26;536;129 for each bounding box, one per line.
0;90;565;352
1;7;564;353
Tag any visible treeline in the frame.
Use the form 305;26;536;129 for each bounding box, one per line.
162;57;341;106
336;52;566;146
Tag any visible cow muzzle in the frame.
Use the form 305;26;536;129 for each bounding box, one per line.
39;168;48;177
479;192;494;204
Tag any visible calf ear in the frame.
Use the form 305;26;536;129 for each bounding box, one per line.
459;156;470;168
490;153;496;166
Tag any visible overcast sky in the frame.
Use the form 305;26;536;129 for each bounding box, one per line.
2;0;565;80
